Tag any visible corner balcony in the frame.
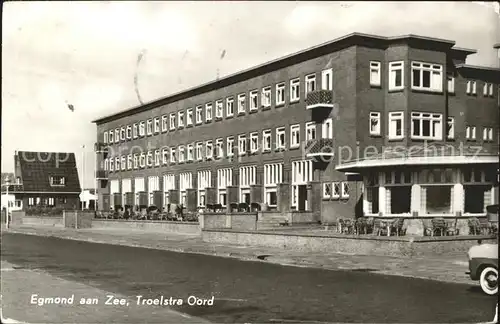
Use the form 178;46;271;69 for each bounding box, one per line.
305;139;335;157
305;90;334;110
94;142;109;154
95;170;109;179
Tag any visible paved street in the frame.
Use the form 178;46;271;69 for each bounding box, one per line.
1;231;497;323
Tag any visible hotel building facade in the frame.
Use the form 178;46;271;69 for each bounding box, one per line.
92;33;499;224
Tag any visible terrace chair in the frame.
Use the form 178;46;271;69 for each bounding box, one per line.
391;218;406;236
365;217;375;234
214;204;223;212
478;217;490;235
468;217;481;235
355;217;367;234
431;218;447;236
374;218;392;236
342;219;355;234
445;219;459;236
336;218;345;233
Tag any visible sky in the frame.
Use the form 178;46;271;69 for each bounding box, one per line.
2;1;500;189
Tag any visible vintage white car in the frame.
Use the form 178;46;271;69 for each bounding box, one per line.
467;241;498;295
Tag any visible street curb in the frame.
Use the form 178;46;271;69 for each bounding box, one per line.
4;229;475;286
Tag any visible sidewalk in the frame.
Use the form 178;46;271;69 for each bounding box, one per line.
3;225;474;285
1;260;208;323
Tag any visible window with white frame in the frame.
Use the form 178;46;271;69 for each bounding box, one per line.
103;131;109;144
115;157;120;171
264;163;283;207
290;124;300;148
239;165;256;203
238;134;247;155
170;147;176;163
215;138;224;158
179;172;192;206
369;112;381;136
321;68;333;91
186;108;193;126
217;168;233;206
163;174;175;206
196;142;203;161
305;74;316;94
161;116;168;132
110;179;120;194
322;118;333;139
262;129;271;152
447;117;455;139
114;129;119;143
154;150;161;166
332;182;341;199
466;126;476;140
341;182;350;199
148;176;160;206
389;61;404;90
108;129;114;143
237;94;245;114
291;160;313;208
109;158;114;172
126;125;132;139
227;137;234;157
154;117;160;133
134;177;145;205
161;148;168;165
276;127;285;150
447;73;455;93
276;83;285;106
104;158;109;171
146;151;153;167
411;112;443;140
215;100;223;118
178;146;185;163
388;112;404;139
483;83;488;96
146;120;153;136
262;86;271;107
121;156;126;170
483;127;493;141
305;122;316;141
323;182;332;199
169;113;176;130
250;132;259;153
195;105;203;124
132;124;138;138
226;97;234;117
290;78;300;102
133;154;139;169
370;61;381;86
249;90;258;111
139;154;146;168
205;103;213;122
466;80;477;95
488;83;493;96
187;144;194;161
205;140;213;159
178;111;185;128
120;127;126;141
197;170;211;207
411;62;443;92
139;122;145;137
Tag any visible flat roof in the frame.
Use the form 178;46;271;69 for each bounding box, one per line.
456;64;500;72
92;32;471;125
493;43;500;49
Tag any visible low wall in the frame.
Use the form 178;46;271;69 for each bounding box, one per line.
21;216;64;228
201;213;257;230
91;219;201;235
63;211;94;229
258;211;317;224
202;229;497;258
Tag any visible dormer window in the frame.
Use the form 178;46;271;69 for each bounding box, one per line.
50;176;66;186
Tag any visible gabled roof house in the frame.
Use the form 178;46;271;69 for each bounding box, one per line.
1;151;81;210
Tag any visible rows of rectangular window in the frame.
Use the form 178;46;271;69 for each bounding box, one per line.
104;121;333;172
322;182;350;199
370;111;496;141
102;69;334;145
370;60;496;96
